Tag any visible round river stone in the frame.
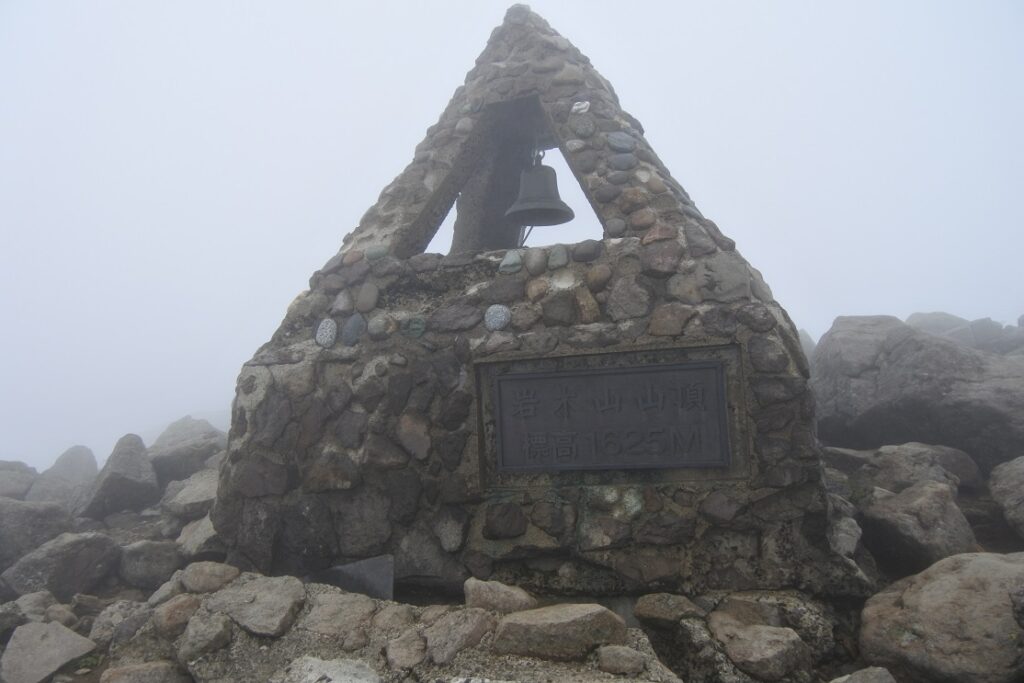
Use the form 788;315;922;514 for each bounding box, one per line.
485;305;512;331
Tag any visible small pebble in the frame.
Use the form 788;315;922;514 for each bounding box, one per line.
315;318;337;348
484;305;512;331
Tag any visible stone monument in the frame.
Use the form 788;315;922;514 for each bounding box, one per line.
212;5;863;598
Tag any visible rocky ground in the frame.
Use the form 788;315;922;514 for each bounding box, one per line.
1;312;1023;682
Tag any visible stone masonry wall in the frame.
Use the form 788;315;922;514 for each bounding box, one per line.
211;5;863;598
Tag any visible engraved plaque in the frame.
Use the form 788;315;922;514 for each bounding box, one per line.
493;360;730;472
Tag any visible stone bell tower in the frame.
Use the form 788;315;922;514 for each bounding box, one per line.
211;4;865;598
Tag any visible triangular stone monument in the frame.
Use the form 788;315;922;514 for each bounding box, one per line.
212;5;867;598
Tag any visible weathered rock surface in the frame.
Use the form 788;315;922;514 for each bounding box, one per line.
175;515;224;561
99;660;192;683
25;445;97;512
463;577;537;614
0;461;37;500
77;434;159;519
180;561;238;593
176;610;232;663
861;480;976;576
89;599;151;649
709;611;811;681
423;607;496;664
204;574;305;637
634;592;705;628
828;668;897;683
1;531;120;600
842;442;984;496
119;540;182;589
148;416;226;488
269;656;381;683
990;456;1024;539
0;498;71;572
160;468;218;521
0;621;95;683
813;316;1024;471
907;311;1024;354
492;603;627;660
597;644;646;675
860;552;1024;683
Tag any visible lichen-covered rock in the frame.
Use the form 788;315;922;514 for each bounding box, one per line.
860;552;1024;683
0;622;96;683
148;417;226;488
861;481;976;576
77;434;159;519
1;532;119;601
492;603;626;660
0;498;71;572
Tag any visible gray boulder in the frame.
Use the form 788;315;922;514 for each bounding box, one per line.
204;574;304;637
160;468;218;521
148;416;226;488
89;599;151;649
176;515;225;561
860;552;1024;683
851;442;984;496
77;434;159;519
1;532;120;601
906;311;970;336
25;445;97;512
990;456;1024;539
861;481;976;576
0;461;37;500
0;498;71;572
0;621;96;683
119;540;182;589
708;611;811;681
492;603;627;660
812;316;1024;472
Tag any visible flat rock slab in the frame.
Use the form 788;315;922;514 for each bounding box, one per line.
860;552;1024;683
268;655;380;683
298;592;376;639
492;603;627;660
205;574;305;637
0;621;96;683
424;607;496;664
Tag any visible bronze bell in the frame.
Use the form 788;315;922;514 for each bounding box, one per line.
505;161;575;226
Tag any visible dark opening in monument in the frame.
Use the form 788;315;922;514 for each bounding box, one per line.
424;96;600;256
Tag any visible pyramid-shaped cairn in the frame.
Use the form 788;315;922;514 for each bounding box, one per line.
212;5;864;597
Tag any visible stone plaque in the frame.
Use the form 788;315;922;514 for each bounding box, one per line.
493;360;730;472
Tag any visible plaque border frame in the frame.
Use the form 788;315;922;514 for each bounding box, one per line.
473;343;751;492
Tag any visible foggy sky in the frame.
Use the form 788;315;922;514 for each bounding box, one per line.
1;1;1022;471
